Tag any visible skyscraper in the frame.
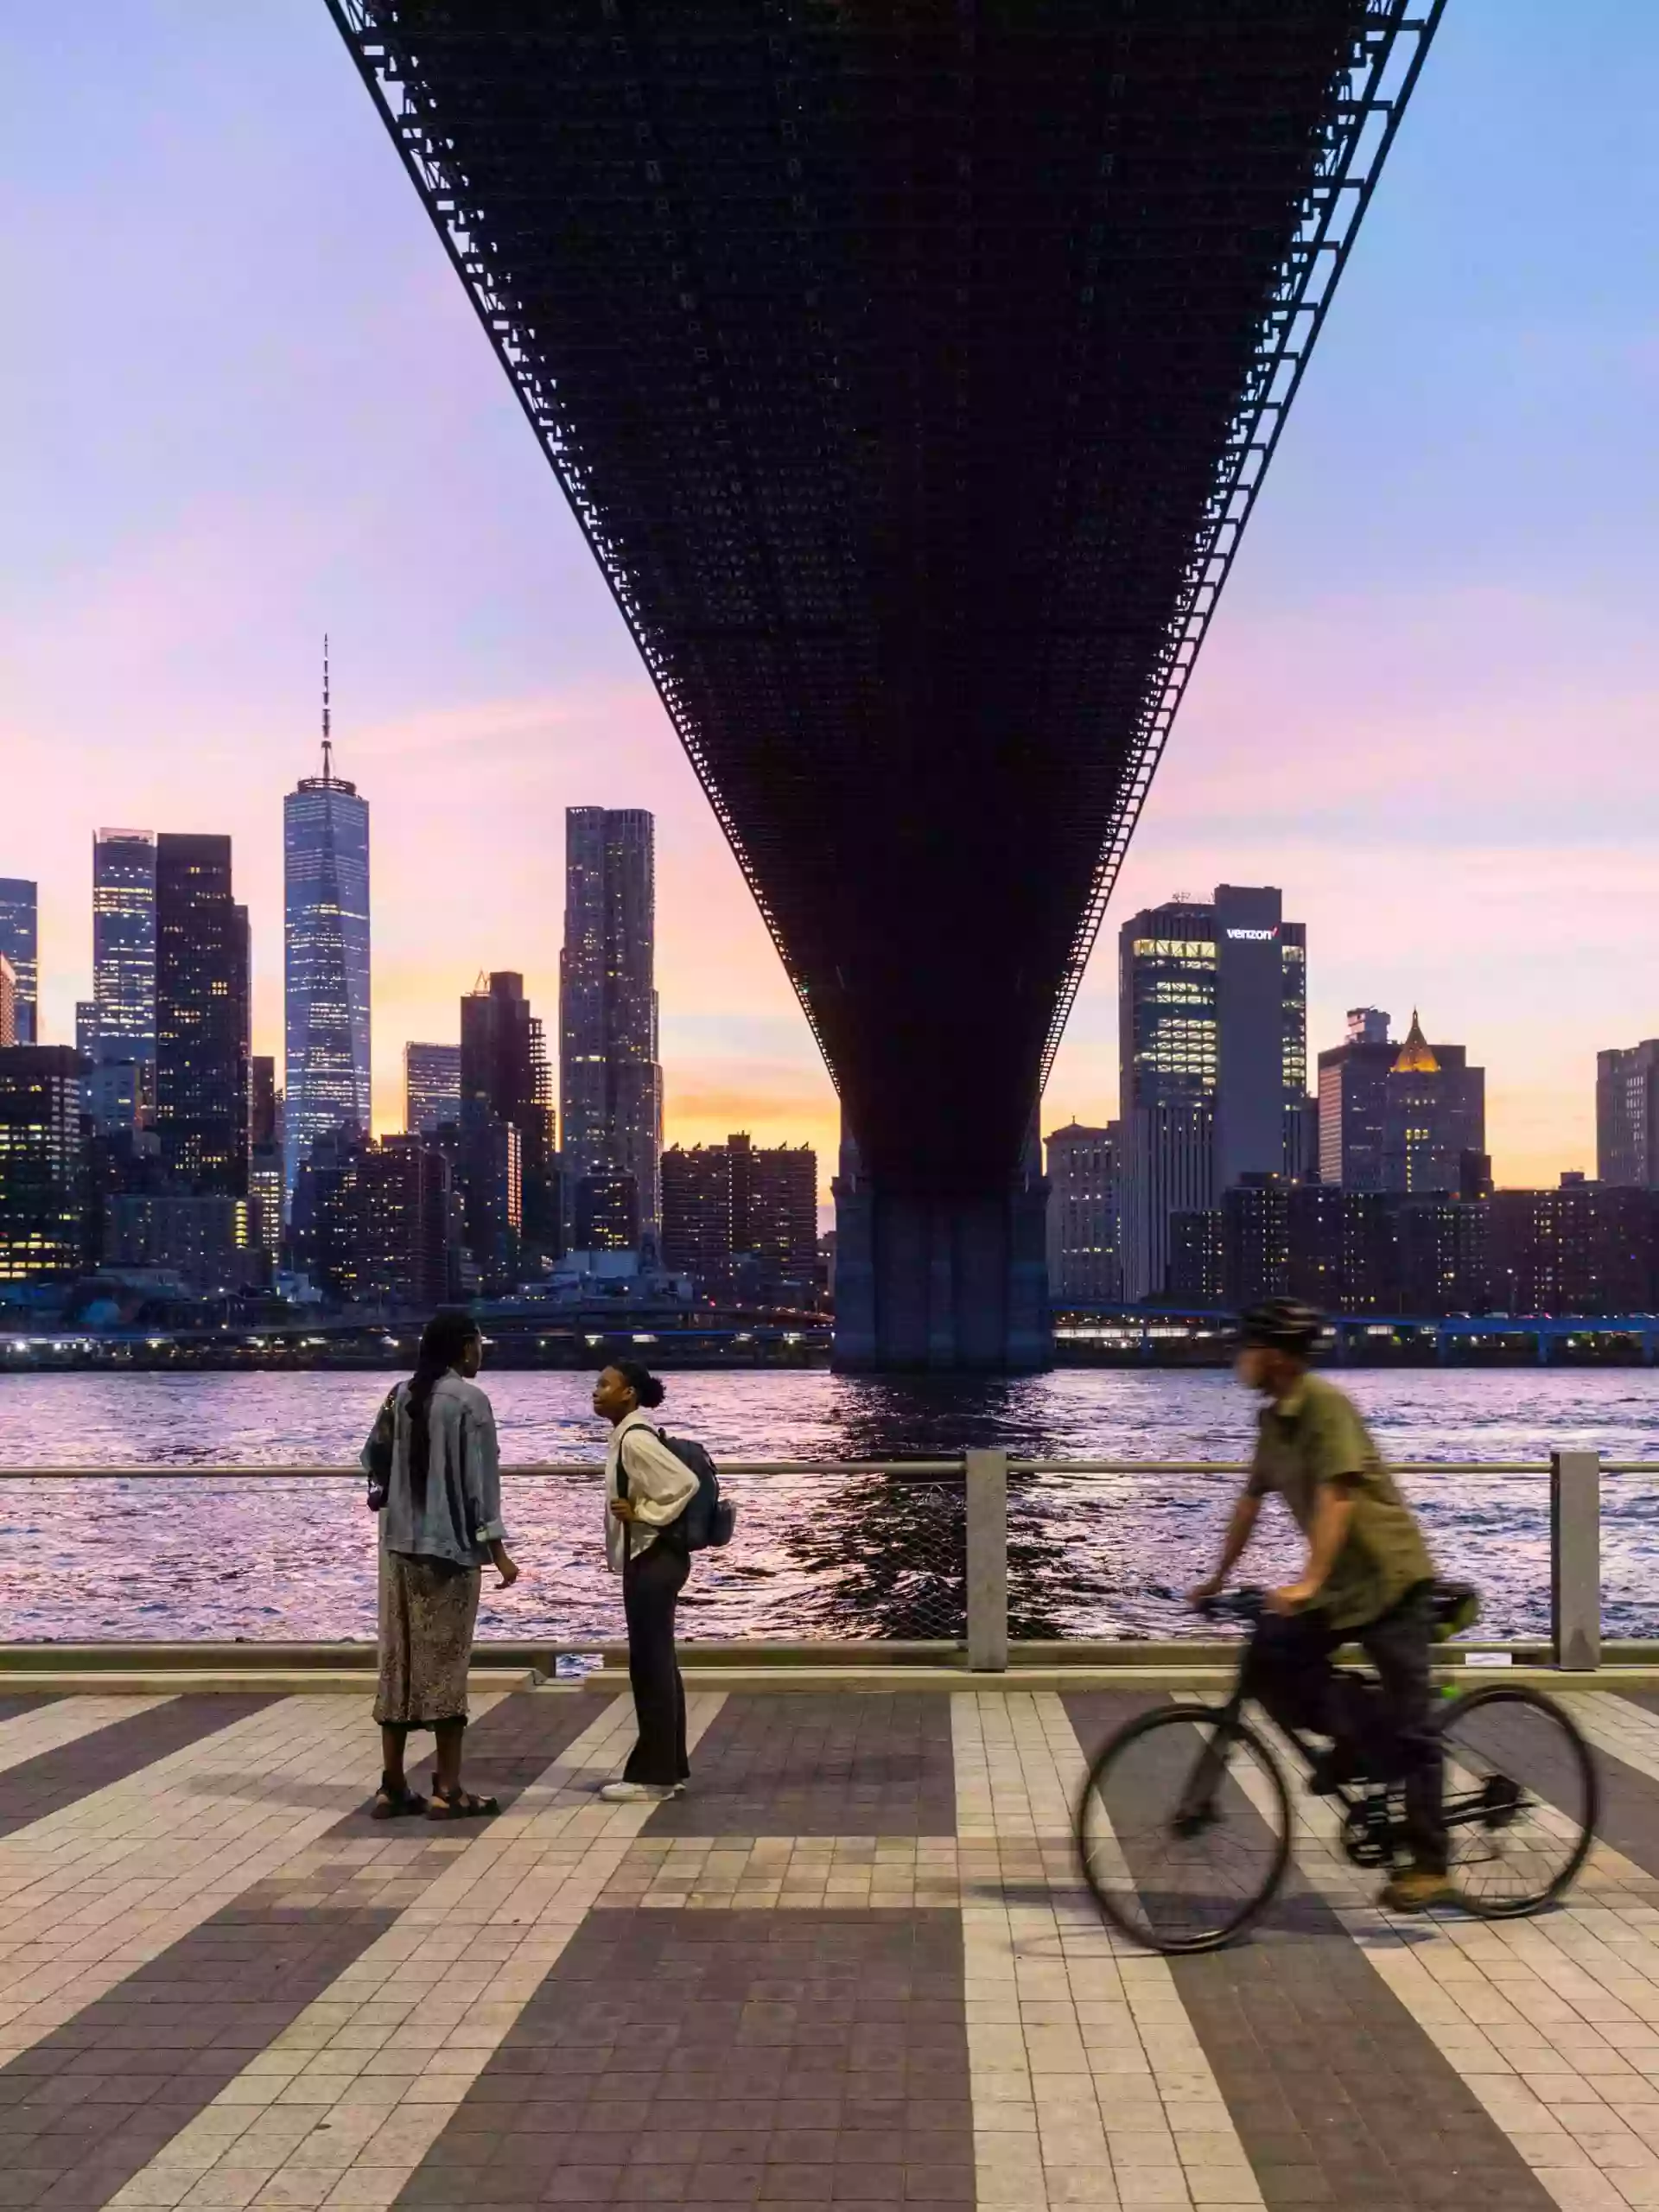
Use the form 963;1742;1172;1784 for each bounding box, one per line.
1381;1012;1484;1195
1044;1121;1120;1302
1598;1040;1659;1189
248;1054;283;1254
0;957;15;1051
0;1046;87;1279
1318;1009;1485;1195
560;807;663;1238
460;971;557;1270
1116;887;1306;1300
0;880;39;1044
283;642;371;1211
729;1133;817;1277
1318;1007;1393;1186
92;830;156;1065
661;1134;817;1284
155;834;249;1197
404;1042;461;1135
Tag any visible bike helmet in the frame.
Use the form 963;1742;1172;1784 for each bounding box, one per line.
1237;1297;1325;1356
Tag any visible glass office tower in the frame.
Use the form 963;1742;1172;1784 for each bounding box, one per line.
283;658;371;1213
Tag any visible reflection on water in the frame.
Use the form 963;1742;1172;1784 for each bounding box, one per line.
0;1367;1656;1643
781;1473;966;1643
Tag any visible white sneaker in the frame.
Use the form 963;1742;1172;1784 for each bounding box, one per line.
598;1780;676;1804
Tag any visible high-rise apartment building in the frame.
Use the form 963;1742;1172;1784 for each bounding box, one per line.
560;807;663;1237
460;972;557;1268
661;1145;734;1276
1044;1121;1120;1303
1317;1008;1484;1195
1598;1040;1659;1189
404;1042;461;1135
295;1131;457;1309
1117;886;1306;1300
92;830;156;1065
660;1133;817;1284
0;880;39;1044
105;1194;261;1294
730;1134;817;1276
0;1046;87;1279
155;834;249;1197
247;1055;283;1255
283;647;371;1211
1488;1181;1655;1317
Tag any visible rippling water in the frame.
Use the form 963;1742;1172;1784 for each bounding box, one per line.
1;1368;1656;1644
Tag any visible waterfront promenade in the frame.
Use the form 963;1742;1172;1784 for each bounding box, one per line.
4;1681;1659;2212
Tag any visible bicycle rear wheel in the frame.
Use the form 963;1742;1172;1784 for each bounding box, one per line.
1076;1703;1291;1954
1439;1684;1598;1917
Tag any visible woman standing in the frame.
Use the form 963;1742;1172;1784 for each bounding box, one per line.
594;1359;698;1804
363;1309;518;1820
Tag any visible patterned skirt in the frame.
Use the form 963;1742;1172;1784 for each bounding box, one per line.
375;1551;481;1730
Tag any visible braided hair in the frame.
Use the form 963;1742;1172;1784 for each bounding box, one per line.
406;1309;480;1503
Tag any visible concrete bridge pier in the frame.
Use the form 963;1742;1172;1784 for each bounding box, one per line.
831;1131;1051;1372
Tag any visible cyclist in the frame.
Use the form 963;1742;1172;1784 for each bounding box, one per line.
1188;1297;1452;1912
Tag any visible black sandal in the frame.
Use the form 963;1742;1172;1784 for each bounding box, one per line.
427;1781;501;1821
371;1774;429;1821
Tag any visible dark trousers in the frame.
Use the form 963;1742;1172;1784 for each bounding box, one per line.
622;1539;690;1787
1243;1586;1447;1874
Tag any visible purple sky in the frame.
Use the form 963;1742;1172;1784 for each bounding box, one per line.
2;2;1655;1192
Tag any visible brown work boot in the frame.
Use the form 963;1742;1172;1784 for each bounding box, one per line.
1378;1866;1455;1913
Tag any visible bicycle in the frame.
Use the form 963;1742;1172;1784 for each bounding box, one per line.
1075;1585;1599;1954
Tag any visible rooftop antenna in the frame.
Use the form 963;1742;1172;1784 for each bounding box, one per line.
321;633;333;783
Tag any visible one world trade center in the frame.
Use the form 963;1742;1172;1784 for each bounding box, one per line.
283;640;371;1213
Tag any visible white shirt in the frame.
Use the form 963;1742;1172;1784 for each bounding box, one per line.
603;1408;699;1572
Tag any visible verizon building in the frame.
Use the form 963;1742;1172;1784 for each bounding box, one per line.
1118;885;1306;1300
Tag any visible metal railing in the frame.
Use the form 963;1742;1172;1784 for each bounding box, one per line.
0;1451;1644;1671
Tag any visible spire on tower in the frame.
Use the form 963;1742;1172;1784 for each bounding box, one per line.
321;633;333;783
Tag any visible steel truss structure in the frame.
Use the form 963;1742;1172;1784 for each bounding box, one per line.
329;0;1442;1199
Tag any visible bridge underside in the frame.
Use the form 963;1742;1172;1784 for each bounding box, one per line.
331;0;1438;1367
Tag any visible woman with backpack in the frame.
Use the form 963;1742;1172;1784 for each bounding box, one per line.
594;1358;698;1803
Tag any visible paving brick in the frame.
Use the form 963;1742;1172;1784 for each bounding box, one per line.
0;1695;61;1727
643;1699;956;1840
386;1910;969;2212
0;1696;279;1839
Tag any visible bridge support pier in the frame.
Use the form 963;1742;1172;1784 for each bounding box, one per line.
831;1156;1051;1372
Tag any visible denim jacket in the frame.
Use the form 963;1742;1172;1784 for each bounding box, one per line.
361;1373;507;1569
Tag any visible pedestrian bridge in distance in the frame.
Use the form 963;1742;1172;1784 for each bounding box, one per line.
328;0;1443;1370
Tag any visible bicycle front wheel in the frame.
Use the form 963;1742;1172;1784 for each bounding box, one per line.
1077;1703;1291;1954
1440;1684;1598;1917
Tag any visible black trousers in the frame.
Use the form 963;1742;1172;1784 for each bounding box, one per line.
621;1539;690;1787
1243;1586;1447;1874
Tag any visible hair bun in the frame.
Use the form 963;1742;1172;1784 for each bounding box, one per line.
641;1376;666;1409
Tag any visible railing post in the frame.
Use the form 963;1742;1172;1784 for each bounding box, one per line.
1550;1448;1600;1673
965;1448;1008;1673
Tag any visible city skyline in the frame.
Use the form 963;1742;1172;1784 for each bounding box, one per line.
2;2;1656;1196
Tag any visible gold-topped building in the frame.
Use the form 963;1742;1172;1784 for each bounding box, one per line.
1392;1009;1440;1076
1318;1008;1484;1195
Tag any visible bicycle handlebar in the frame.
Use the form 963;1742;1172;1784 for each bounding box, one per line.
1196;1587;1267;1624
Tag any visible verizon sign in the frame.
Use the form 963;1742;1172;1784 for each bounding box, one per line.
1224;926;1279;942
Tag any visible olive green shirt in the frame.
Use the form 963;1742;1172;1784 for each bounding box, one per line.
1247;1373;1434;1630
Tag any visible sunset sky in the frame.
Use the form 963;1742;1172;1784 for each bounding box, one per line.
2;2;1655;1198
